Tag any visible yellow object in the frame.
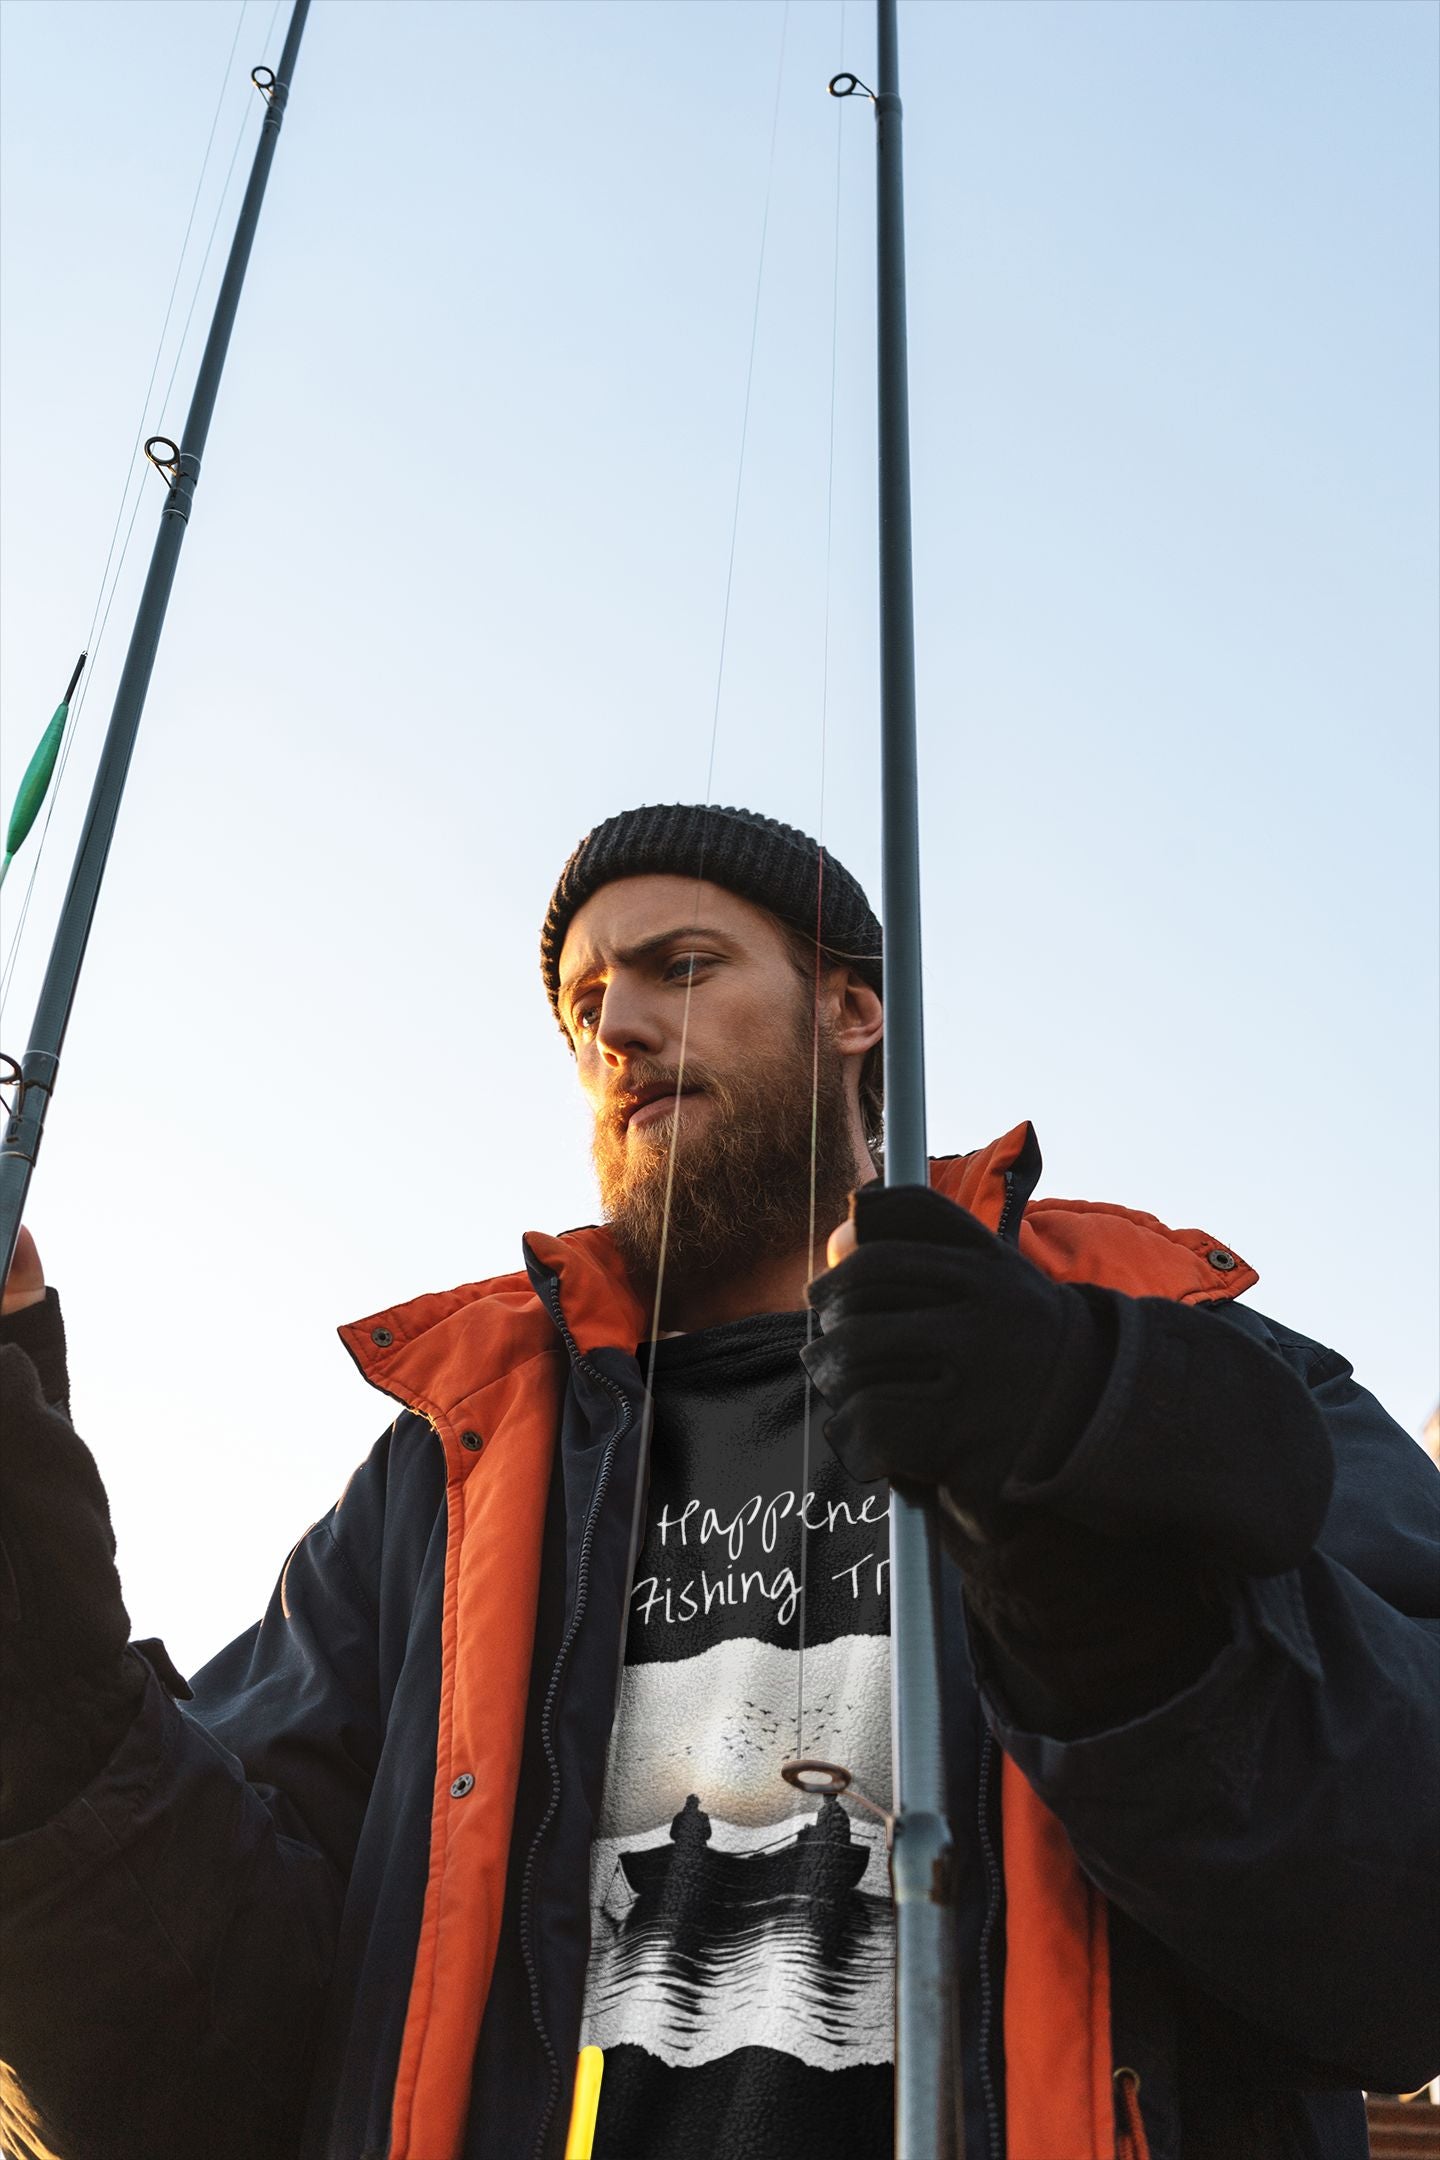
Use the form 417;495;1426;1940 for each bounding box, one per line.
564;2045;605;2159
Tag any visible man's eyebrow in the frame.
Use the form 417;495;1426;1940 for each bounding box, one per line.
560;926;735;994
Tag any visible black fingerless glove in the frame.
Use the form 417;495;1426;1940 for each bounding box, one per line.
0;1341;146;1836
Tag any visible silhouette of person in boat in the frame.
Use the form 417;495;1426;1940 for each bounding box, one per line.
616;1793;873;1975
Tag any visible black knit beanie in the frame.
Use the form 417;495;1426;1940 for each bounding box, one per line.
541;804;882;1027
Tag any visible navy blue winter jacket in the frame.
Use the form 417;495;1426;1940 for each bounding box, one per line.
1;1133;1436;2160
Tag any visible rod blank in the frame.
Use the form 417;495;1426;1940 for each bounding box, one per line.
0;1;311;1284
870;1;964;2153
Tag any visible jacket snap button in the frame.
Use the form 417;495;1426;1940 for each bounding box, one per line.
371;1326;394;1347
459;1430;484;1453
450;1773;474;1799
1207;1248;1237;1271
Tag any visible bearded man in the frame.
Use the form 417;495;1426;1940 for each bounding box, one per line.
1;804;1436;2160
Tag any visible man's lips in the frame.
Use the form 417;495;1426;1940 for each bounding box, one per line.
628;1093;681;1130
618;1083;705;1132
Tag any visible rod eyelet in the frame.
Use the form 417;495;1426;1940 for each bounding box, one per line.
143;436;181;482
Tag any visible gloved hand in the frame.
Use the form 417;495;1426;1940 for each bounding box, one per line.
802;1183;1113;1538
0;1341;146;1836
803;1183;1334;1575
803;1184;1336;1735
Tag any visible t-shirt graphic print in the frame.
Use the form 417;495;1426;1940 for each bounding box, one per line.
582;1312;894;2159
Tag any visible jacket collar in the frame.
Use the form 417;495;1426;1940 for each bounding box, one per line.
339;1118;1256;1437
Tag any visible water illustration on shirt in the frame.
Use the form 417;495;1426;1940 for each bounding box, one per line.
583;1633;893;2073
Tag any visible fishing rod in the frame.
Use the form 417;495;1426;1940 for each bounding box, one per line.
781;7;962;2154
856;9;962;2152
0;0;311;1286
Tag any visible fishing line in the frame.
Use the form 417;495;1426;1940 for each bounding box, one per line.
579;34;792;2108
796;0;848;1762
639;0;791;1387
1;0;255;1003
697;1;791;813
155;0;286;426
81;0;252;664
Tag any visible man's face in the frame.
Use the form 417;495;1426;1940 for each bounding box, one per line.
556;875;859;1282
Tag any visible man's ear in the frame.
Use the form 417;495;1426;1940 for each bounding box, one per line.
832;970;884;1058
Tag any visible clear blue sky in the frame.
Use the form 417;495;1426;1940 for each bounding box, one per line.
2;0;1436;1670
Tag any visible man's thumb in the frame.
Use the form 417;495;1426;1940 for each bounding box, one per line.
2;1226;46;1317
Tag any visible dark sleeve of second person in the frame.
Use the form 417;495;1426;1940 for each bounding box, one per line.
0;1296;425;2160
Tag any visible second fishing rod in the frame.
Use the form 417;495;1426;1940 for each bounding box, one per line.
0;0;312;1285
869;4;962;2154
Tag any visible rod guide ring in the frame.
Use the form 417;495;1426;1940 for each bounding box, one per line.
828;71;873;100
143;436;181;480
252;65;276;98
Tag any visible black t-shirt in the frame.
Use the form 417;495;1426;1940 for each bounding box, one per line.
583;1312;894;2158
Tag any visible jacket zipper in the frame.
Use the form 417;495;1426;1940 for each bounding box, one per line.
519;1273;634;2160
976;1726;1005;2160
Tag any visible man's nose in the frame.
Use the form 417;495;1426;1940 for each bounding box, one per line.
595;978;667;1065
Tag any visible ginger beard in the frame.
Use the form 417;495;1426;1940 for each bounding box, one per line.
592;997;859;1287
